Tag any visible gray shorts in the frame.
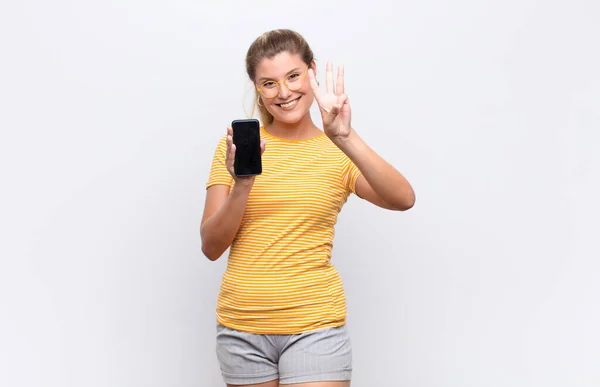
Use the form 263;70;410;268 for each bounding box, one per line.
215;324;352;385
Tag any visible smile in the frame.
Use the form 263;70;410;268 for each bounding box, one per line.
276;96;301;109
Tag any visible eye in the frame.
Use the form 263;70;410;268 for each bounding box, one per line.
262;81;277;88
287;73;300;80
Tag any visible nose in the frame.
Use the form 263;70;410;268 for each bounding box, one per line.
277;82;292;99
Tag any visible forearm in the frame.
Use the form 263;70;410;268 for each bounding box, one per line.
333;131;415;210
200;184;251;260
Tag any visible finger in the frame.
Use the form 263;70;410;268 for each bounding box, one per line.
226;135;234;168
226;128;232;159
323;109;338;128
308;68;322;100
323;101;343;127
260;139;267;155
341;95;351;112
329;94;348;117
336;65;344;95
230;143;236;167
308;69;330;113
326;61;334;94
327;94;346;113
226;133;231;155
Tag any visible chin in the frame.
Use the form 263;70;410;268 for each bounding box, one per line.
274;111;307;124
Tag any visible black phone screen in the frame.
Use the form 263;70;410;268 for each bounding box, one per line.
232;119;262;176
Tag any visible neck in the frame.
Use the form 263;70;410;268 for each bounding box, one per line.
265;112;321;141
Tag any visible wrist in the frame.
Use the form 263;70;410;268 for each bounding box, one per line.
331;129;360;149
231;179;254;194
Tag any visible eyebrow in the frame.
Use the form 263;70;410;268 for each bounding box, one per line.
257;67;303;83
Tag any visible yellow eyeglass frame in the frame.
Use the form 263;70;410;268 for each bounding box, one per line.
255;65;309;99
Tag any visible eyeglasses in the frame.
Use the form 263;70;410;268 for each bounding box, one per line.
256;66;309;99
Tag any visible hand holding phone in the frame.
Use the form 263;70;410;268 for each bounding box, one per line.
227;119;264;178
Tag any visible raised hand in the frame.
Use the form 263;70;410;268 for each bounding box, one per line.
308;61;352;140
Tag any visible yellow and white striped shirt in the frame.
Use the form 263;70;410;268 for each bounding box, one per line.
206;127;361;334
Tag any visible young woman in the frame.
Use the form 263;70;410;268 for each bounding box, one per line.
201;29;415;387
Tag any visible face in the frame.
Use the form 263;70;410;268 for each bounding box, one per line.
254;51;316;125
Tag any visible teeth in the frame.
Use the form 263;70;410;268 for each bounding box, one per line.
280;98;298;108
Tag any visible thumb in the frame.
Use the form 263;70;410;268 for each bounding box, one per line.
323;103;341;127
260;139;267;155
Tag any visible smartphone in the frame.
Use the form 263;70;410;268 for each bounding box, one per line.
231;118;262;176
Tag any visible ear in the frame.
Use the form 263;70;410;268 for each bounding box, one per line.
310;60;317;77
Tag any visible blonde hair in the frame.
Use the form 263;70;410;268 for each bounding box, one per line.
246;29;314;126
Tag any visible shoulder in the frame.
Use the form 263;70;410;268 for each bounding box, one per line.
210;134;228;154
216;134;227;147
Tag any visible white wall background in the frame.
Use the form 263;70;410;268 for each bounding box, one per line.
1;1;598;386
